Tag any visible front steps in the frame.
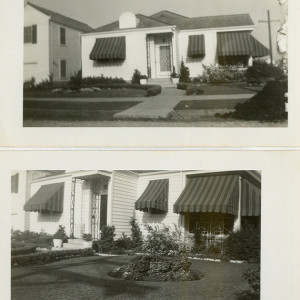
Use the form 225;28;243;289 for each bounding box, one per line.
147;78;174;88
62;238;86;249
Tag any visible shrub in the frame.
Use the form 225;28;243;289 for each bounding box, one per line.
81;75;126;85
11;248;94;267
131;69;147;84
115;233;133;250
179;61;192;83
69;70;82;90
11;245;36;256
202;64;245;84
82;233;93;241
23;77;36;90
11;230;53;249
35;75;55;90
53;225;68;241
243;264;260;295
129;217;143;248
185;85;204;96
146;85;161;96
230;80;287;121
223;223;260;263
99;225;116;253
245;62;284;84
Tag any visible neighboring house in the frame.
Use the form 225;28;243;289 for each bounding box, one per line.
22;170;261;245
24;2;93;83
11;170;62;231
81;11;269;81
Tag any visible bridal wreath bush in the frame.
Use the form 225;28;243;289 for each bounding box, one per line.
108;225;201;281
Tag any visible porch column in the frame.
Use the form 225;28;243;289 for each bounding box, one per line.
107;174;114;226
171;30;178;73
70;177;77;238
233;176;242;231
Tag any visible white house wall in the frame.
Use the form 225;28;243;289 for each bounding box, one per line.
110;172;138;237
135;172;185;236
29;175;72;235
82;32;149;80
24;5;50;83
49;22;83;81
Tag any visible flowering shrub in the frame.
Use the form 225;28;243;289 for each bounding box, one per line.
202;64;245;84
11;230;53;249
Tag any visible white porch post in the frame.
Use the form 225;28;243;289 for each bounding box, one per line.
107;174;114;226
233;176;242;231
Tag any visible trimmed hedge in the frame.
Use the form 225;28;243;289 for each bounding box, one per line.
11;248;94;267
11;245;36;256
177;82;204;96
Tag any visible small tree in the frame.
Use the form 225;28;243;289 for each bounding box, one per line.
179;60;191;83
129;217;143;248
99;225;116;253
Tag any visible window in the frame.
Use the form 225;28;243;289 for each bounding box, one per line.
60;27;66;45
60;60;67;78
218;55;249;67
24;25;37;44
11;173;19;193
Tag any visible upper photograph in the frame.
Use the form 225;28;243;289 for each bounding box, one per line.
23;0;288;127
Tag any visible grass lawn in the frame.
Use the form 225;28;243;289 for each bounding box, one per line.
196;83;263;95
174;99;248;110
11;255;254;300
23;101;141;121
24;88;147;98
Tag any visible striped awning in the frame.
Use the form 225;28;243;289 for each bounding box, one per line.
250;35;270;57
241;178;261;216
135;179;168;213
187;34;205;57
89;36;126;60
173;175;239;215
24;182;64;212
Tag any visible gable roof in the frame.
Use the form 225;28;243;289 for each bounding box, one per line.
91;13;171;33
27;2;93;32
150;11;254;30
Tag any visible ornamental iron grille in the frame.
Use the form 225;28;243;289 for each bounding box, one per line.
90;176;101;240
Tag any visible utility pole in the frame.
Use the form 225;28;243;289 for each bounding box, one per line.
259;10;280;65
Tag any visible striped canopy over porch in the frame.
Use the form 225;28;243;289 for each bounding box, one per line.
24;182;64;213
135;179;169;213
89;36;126;60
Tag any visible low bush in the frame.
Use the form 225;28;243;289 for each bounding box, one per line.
179;61;192;83
131;69;147;84
82;233;93;241
245;62;284;84
99;225;116;253
11;230;53;249
202;64;245;84
11;248;94;267
146;85;161;96
11;245;36;256
81;75;126;85
223;223;260;263
69;70;82;90
115;233;133;250
53;225;68;241
23;77;36;90
243;264;260;296
35;75;55;90
129;217;143;248
185;85;204;96
228;80;287;121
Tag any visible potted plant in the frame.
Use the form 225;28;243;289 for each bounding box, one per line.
139;75;148;85
82;233;93;248
53;225;68;248
170;71;179;85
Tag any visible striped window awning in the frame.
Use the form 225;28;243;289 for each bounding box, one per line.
135;179;168;213
173;175;240;215
217;31;270;57
187;34;205;57
241;178;261;216
89;36;126;60
24;182;64;213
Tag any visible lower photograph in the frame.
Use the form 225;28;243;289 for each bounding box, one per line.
11;170;261;300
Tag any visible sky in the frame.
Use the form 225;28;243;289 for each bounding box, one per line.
24;0;287;59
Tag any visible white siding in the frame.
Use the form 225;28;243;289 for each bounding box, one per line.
110;172;138;237
24;5;50;83
82;32;148;80
178;30;217;78
28;175;72;235
135;172;185;237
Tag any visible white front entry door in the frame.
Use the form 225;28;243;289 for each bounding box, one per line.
155;44;172;78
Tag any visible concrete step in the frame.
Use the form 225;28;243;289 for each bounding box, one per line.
147;78;175;88
63;243;86;249
67;238;84;244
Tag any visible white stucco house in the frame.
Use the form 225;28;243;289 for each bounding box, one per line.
20;170;261;245
24;2;92;83
81;11;269;81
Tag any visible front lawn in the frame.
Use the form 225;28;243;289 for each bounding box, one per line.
11;255;254;300
24;88;147;98
174;99;248;110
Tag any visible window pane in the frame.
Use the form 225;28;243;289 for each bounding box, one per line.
32;25;37;44
24;26;32;43
60;27;66;45
60;60;67;78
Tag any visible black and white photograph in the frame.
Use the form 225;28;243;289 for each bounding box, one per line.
11;170;261;299
22;0;288;127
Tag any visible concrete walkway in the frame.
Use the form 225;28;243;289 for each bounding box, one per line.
114;87;255;119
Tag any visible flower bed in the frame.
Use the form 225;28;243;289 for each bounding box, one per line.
11;248;94;267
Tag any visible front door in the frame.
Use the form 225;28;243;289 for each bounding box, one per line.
155;44;172;78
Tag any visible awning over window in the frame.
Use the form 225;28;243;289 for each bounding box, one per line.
241;178;261;216
89;36;126;60
187;34;205;57
24;182;64;212
173;175;239;215
135;179;168;213
217;31;254;56
250;35;270;57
